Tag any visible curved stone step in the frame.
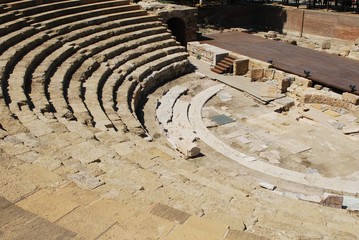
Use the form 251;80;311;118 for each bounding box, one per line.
137;58;190;108
28;0;130;23
48;9;148;38
17;0;86;17
115;54;189;136
52;27;167;119
31;43;77;114
82;37;176;132
30;23;159;116
0;26;37;55
38;4;139;30
0;18;28;36
102;39;178;131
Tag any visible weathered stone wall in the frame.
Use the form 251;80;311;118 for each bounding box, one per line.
139;2;198;44
301;90;359;111
199;5;359;41
158;8;198;43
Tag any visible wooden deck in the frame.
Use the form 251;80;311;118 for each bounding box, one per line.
201;32;359;95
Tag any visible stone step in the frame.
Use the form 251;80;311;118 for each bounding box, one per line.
48;9;148;38
7;39;62;112
29;0;130;23
16;0;81;17
139;58;190;105
2;0;35;10
72;21;163;50
30;21;161;116
1;33;50;106
102;39;178;129
0;26;37;55
39;4;140;29
84;42;179;132
115;56;189;136
59;14;160;43
0;18;28;36
0;11;17;24
52;27;169;126
31;44;77;115
211;67;224;74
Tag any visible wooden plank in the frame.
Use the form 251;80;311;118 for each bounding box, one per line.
202;32;359;95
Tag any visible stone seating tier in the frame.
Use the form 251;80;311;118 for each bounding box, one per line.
27;0;129;24
0;0;191;141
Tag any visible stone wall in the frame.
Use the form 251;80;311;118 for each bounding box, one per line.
199;5;359;41
139;2;198;44
301;89;359;111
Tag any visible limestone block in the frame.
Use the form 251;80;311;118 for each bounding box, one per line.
167;215;229;240
250;68;264;81
294;76;312;87
343;196;359;211
16;189;79;222
67;171;104;190
259;182;276;190
273;69;285;80
342;92;359;105
342;126;359;134
260;85;278;98
278;76;293;93
176;139;200;158
265;31;278;38
321;39;331;50
249;59;271;70
233;58;249;75
274;97;295;111
263;69;275;79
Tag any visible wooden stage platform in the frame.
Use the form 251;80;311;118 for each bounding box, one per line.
201;32;359;95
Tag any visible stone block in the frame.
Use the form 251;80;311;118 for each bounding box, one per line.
274;97;295;111
250;68;264;81
342;126;359;134
249;59;272;69
321;39;331;50
67;171;104;190
260;85;278;98
342;92;359;105
176;139;200;158
233;58;249;75
263;69;275;79
259;182;276;190
16;189;79;222
320;195;343;208
273;70;285;81
167;215;228;240
295;76;312;87
278;76;293;93
150;203;191;224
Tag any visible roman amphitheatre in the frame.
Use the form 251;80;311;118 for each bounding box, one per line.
1;0;359;239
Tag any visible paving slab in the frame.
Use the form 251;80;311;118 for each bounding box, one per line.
167;215;229;240
16;189;79;222
67;171;104;189
69;140;109;165
98;212;175;240
0;198;75;240
56;198;137;239
150;203;191;224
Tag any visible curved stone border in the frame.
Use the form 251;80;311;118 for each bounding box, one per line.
156;86;200;157
188;84;359;195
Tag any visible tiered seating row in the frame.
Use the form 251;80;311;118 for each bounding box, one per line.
0;0;191;139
